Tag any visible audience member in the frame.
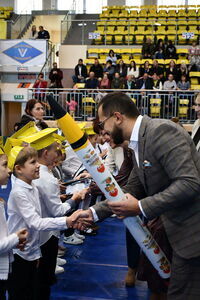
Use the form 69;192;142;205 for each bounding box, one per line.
66;99;77;117
150;59;164;76
49;62;63;88
127;60;139;78
33;72;48;100
177;63;189;82
154;39;165;59
99;73;111;89
106;49;117;65
163;74;177;90
89;58;103;80
152;73;163;90
165;40;177;59
188;42;200;71
165;60;178;82
177;75;190;90
115;60;127;78
142;38;154;59
124;75;137;89
14;99;48;131
37;26;50;39
29;25;38;39
111;73;124;89
139;61;151;78
136;73;153;89
85;72;99;89
103;60;115;80
73;59;88;83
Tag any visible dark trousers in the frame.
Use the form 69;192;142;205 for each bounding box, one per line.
35;235;58;300
8;254;38;300
126;228;140;269
168;252;200;299
0;280;7;300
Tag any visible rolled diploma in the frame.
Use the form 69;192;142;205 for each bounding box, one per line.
47;95;171;279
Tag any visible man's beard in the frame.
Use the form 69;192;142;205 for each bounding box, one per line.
111;125;124;145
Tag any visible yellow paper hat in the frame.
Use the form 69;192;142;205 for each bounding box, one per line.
53;133;66;144
8;146;24;171
3;138;23;156
22;128;58;150
0;137;4;154
4;121;38;155
82;126;95;136
77;122;87;130
0;147;4;155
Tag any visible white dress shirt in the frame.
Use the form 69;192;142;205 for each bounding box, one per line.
90;115;146;221
0;200;18;280
34;164;72;246
7;178;67;261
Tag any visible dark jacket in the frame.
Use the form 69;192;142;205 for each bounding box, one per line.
142;43;155;58
166;67;178;81
166;45;177;59
85;78;99;89
111;78;124;89
49;68;63;88
14;115;48;132
136;77;154;89
139;67;151;78
150;66;164;76
124;80;137;89
115;64;127;78
75;64;88;78
90;64;103;79
37;30;50;39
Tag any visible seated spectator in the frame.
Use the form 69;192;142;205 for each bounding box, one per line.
115;60;127;78
106;49;117;65
152;73;163;90
49;62;63;88
29;25;38;39
111;73;124;89
177;75;190;90
177;63;189;82
124;75;137;89
85;71;99;89
72;58;88;83
188;42;200;71
14;99;48;131
165;40;177;59
150;59;164;76
154;39;166;59
139;61;151;78
37;26;50;39
127;60;139;78
166;60;178;82
103;60;115;80
99;73;111;89
33;72;48;100
136;73;153;89
89;58;103;80
142;38;155;59
163;74;177;90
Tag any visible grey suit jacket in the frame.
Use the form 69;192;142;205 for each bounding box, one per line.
93;116;200;259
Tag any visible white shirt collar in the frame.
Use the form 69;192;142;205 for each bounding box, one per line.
15;178;33;190
129;115;143;144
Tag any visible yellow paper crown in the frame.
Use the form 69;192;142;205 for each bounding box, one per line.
83;126;95;136
0;136;4;155
8;146;24;171
0;147;4;155
53;133;66;144
3;138;23;156
22;128;58;150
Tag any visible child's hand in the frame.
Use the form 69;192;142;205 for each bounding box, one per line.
74;172;91;180
66;209;89;228
16;228;28;251
71;188;89;203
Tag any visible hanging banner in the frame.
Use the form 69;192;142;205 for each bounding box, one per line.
0;39;47;72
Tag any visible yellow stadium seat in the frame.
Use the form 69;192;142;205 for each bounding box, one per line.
167;10;177;17
76;83;85;89
124;35;133;44
177;9;187;18
87;49;100;58
187;9;197;17
178;99;189;118
191;85;200;90
189;72;200;77
82;98;96;116
176;59;189;64
164;59;177;65
0;20;6;39
150;98;162;117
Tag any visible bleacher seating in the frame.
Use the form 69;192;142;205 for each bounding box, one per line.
0;7;13;39
94;5;200;45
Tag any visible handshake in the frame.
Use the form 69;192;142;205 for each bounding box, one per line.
66;209;94;230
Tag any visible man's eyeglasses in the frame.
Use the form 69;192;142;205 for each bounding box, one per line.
194;103;200;107
98;114;113;130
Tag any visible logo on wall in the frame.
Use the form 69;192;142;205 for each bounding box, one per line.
3;41;43;64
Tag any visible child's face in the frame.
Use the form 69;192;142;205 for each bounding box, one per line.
45;144;58;168
17;156;40;184
0;155;10;185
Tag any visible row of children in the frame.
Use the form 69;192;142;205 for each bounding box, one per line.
0;122;90;300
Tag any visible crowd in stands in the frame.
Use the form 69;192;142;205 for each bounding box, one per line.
72;41;200;92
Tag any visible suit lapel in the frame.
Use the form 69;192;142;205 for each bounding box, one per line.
137;116;150;192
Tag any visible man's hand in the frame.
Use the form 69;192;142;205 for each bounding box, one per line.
66;209;90;228
71;187;89;203
107;193;141;218
16;228;28;251
71;209;94;231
